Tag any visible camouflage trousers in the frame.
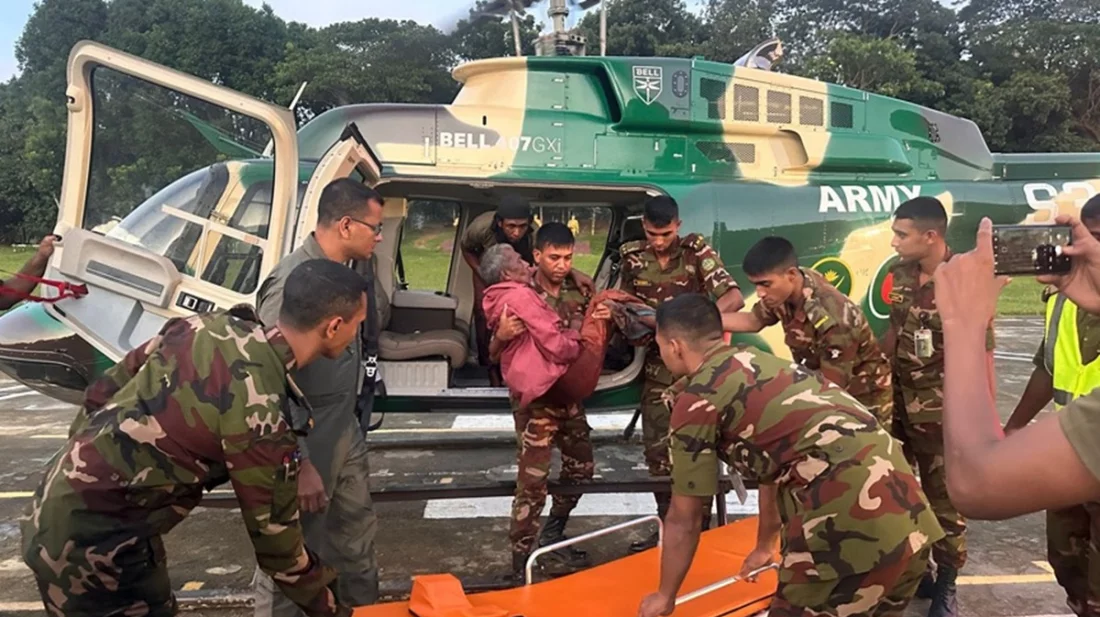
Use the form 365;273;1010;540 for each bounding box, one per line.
893;405;967;570
771;543;931;617
641;378;672;478
509;399;595;555
1047;502;1100;616
856;385;895;435
25;533;178;617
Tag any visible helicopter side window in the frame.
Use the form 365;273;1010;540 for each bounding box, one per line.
83;65;279;296
201;181;308;295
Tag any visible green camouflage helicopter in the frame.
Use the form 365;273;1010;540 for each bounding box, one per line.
0;0;1094;416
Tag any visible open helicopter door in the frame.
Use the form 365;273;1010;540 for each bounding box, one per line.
45;41;300;362
293;122;384;248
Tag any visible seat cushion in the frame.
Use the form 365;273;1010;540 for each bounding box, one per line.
379;329;468;369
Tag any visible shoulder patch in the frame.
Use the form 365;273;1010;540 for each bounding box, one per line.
807;304;837;333
682;233;709;251
620;239;646;257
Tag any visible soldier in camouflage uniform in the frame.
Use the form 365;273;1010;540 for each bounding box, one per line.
637;294;944;617
723;236;893;427
885;197;996;617
484;224;606;580
20;259;367;617
618;195;744;552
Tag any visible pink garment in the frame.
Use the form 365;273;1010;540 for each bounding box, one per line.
482;281;581;409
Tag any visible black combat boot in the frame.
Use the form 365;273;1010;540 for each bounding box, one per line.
701;496;714;531
630;492;671;552
928;565;958;617
915;568;936;600
501;551;529;586
538;515;589;570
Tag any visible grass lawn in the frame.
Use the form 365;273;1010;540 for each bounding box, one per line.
0;240;1044;318
0;246;35;277
996;277;1046;317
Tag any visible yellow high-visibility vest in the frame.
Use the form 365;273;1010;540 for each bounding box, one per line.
1044;294;1100;409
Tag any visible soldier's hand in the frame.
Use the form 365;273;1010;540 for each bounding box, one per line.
591;302;612;321
571;269;596;296
297;459;328;513
738;546;776;581
496;306;526;342
34;235;58;261
934;218;1009;331
1037;213;1100;314
637;592;674;617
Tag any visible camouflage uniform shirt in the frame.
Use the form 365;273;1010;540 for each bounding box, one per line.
532;274;588;332
753;268;893;425
620;233;738;385
889;251;995;424
461;211;537;262
668;343;945;584
21;307;344;617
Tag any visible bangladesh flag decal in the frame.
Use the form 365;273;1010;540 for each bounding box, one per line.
868;254;901;320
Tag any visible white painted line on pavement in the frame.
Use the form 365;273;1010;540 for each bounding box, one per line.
423;490;760;519
0;391;36;402
451;412;635;431
995;351;1036;363
0;384;29;395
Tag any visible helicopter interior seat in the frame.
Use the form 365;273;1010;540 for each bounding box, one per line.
372;234;468;371
375;287;468;370
595;215;644;292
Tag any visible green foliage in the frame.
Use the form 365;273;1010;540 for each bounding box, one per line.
4;0;1100;241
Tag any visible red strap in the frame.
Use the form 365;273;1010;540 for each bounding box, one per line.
0;273;88;304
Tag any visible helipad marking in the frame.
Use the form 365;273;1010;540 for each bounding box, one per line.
1033;560;1055;573
0;391;36;402
451;412;634;431
957;573;1057;585
423;490;760;519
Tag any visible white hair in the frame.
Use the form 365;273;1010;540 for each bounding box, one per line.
479;244;514;285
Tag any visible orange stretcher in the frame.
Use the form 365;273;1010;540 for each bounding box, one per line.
353;516;777;617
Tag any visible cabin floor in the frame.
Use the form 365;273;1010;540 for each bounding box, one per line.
0;316;1076;617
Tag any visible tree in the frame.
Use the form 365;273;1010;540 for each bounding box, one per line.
698;0;777;64
274;19;458;121
805;33;943;101
450;2;540;61
575;0;707;58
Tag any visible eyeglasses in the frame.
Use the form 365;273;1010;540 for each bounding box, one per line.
348;217;383;235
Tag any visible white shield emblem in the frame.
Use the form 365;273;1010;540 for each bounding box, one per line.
633;66;663;105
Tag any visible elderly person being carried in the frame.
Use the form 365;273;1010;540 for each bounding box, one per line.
476;224;652;579
479;225;653;408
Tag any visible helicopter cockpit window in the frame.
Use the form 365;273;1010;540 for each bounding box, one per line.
84;65;278;296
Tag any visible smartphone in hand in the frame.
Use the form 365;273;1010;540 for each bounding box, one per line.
991;224;1072;276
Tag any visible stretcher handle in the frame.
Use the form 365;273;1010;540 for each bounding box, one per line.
525;515;663;585
674;563;779;606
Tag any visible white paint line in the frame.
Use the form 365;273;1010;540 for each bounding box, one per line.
423;490;759;519
0;385;29;395
0;391;36;402
994;352;1036;363
451;412;635;431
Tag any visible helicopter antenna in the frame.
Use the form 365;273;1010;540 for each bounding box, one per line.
597;0;606;56
510;7;523;56
262;81;308;158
